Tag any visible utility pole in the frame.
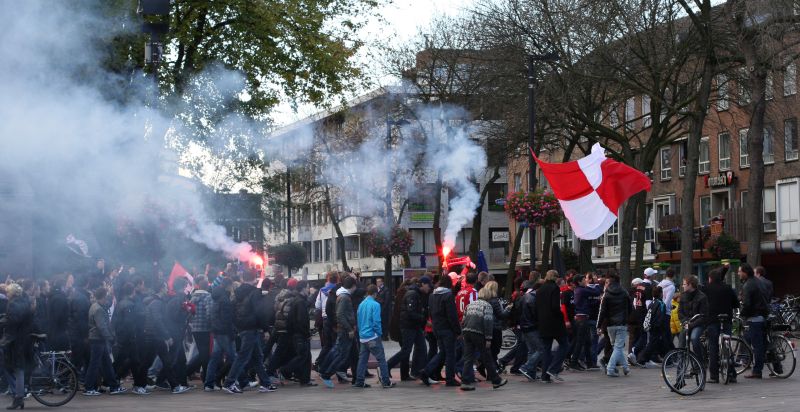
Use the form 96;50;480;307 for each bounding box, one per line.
286;168;292;244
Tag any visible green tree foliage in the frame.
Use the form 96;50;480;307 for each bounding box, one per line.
270;242;308;270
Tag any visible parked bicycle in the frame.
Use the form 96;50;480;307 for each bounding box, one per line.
29;336;79;407
701;314;753;377
662;314;706;396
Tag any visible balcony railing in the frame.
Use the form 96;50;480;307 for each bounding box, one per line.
655;208;747;253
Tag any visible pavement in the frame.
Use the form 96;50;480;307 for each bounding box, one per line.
19;341;800;411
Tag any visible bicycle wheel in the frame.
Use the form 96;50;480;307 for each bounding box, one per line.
720;338;732;385
662;349;706;396
730;336;753;375
766;335;796;379
30;358;78;407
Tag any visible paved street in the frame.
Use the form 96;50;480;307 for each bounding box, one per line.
25;341;800;412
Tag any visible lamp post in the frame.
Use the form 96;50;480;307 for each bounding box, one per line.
384;115;409;319
527;52;559;274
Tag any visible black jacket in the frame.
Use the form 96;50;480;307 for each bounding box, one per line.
536;281;566;339
679;289;709;329
233;283;260;331
68;288;91;340
143;293;169;340
290;292;311;338
740;276;769;319
210;287;235;336
399;285;426;330
165;293;190;338
47;289;70;350
0;296;35;369
429;287;460;335
704;282;739;323
112;296;136;344
598;283;631;328
489;297;510;331
256;289;277;330
518;291;538;332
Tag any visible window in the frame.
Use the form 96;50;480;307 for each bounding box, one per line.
679;138;688;177
642;95;652;127
313;240;323;262
520;228;530;258
738;68;751;105
660;147;672;180
302;241;312;263
409;184;437;211
764;127;775;164
609;105;619;128
324;239;332;261
248;226;258;241
487;183;507;211
740;190;748;209
718;132;731;170
557;220;574;250
455;229;472;254
513;174;522;192
716;74;729;111
785;117;799;161
633;204;655;243
766;74;774;100
345;236;360;260
625;97;636;129
764;187;777;232
784;62;797;96
699;137;710;174
700;196;712;225
410;229;425;254
739;128;750;168
231;227;241;242
605;220;619;247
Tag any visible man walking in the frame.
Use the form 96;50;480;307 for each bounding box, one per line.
739;263;770;379
320;276;358;388
353;285;395;388
534;270;569;383
598;273;631;377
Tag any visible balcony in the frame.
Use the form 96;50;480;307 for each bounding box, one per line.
655;208;746;255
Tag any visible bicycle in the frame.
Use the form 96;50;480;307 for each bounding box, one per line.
700;315;753;377
661;314;706;396
28;337;79;407
763;316;797;379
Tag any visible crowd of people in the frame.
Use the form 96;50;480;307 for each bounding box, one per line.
0;257;782;409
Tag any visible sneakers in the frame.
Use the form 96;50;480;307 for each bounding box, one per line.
171;385;191;394
627;353;642;367
547;371;565;383
381;381;396;389
459;383;475;391
223;384;243;394
426;377;440;385
418;372;431;387
519;368;537;382
258;385;277;393
644;361;661;369
109;387;127;395
155;382;171;391
492;378;508;389
132;386;151;395
606;370;620;377
623;367;630;376
321;378;334;389
352;382;371;388
82;390;101;396
203;386;215;392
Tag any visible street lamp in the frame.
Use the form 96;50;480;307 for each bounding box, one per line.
384;114;409;322
527;51;559;274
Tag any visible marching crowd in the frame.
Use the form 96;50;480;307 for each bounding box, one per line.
0;257;782;409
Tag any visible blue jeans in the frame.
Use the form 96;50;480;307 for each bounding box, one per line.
356;338;390;386
204;334;236;388
321;330;353;379
540;335;568;376
521;330;543;376
85;340;119;391
687;326;706;366
746;320;766;375
607;326;629;373
424;330;456;382
223;330;270;387
387;328;426;374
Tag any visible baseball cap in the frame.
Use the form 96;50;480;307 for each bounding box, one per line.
287;278;298;289
643;268;658;277
631;277;643;285
419;276;432;286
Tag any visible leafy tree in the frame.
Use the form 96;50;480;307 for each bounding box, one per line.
270;242;307;271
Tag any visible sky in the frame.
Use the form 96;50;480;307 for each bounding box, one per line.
270;0;478;126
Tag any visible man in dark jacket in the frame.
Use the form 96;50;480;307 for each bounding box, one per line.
112;283;145;393
159;278;192;388
386;277;430;377
47;276;70;351
678;275;709;367
739;263;770;379
279;281;316;386
319;276;358;388
704;265;739;383
222;271;275;394
532;270;568;383
419;275;461;387
571;274;602;370
140;281;190;394
84;288;125;395
186;277;212;382
598;273;632;377
68;276;92;377
266;278;297;381
519;280;544;381
204;278;236;391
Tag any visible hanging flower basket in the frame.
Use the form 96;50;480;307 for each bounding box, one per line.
366;225;413;257
705;231;741;260
504;190;563;227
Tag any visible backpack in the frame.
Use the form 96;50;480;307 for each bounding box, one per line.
644;300;665;332
273;295;294;334
254;292;276;330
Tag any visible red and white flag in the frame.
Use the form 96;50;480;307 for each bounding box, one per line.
533;143;651;240
168;262;194;295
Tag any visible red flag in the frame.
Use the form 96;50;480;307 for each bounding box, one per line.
168;262;190;295
531;143;651;240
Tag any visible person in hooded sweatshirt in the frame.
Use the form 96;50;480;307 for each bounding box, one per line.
459;281;508;391
386;276;430;380
419;274;461;387
314;273;339;370
319;276;357;388
598;273;632;377
204;278;236;391
84;287;126;396
140;281;191;394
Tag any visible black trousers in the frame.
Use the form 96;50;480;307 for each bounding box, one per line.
282;334;311;384
113;340;145;387
140;338;179;389
186;332;211;380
